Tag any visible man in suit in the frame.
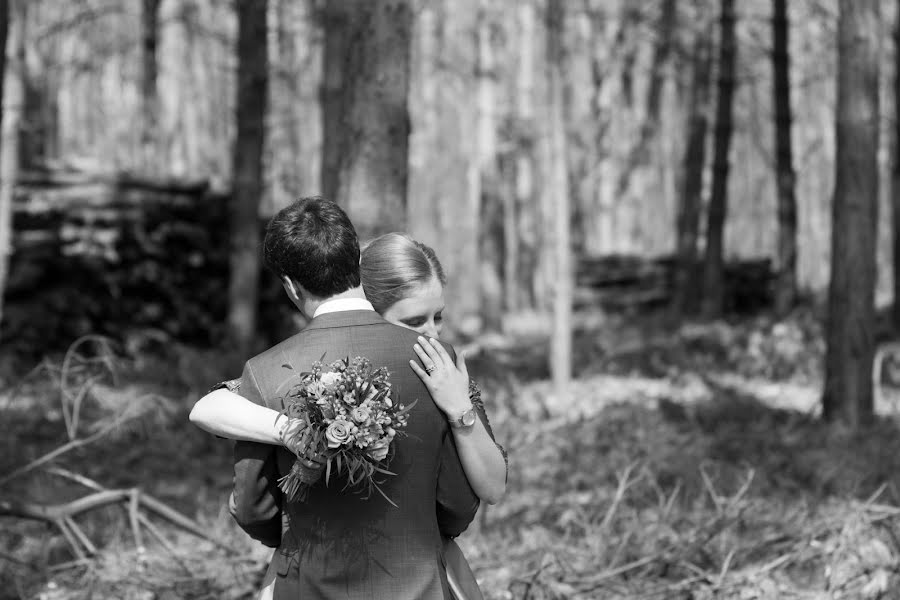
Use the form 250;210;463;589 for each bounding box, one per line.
230;197;480;599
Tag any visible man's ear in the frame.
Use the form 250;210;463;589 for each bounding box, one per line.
281;275;303;305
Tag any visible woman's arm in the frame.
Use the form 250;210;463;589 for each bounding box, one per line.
189;387;286;444
411;337;508;505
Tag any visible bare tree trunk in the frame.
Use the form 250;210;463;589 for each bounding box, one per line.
673;24;713;316
893;0;900;331
228;0;268;355
823;0;880;427
140;0;161;169
508;1;535;311
615;0;678;197
547;0;572;393
319;4;349;202
644;0;678;141
407;0;481;334
584;7;614;257
323;0;411;240
772;0;798;316
503;173;520;312
268;0;311;210
477;1;503;331
701;0;737;318
0;0;19;339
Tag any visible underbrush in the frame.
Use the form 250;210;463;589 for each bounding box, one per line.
2;310;900;599
0;337;261;599
464;394;900;599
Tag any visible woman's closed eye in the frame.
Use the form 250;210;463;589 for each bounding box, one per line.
402;316;427;328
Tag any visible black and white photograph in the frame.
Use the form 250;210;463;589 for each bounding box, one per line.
2;0;900;598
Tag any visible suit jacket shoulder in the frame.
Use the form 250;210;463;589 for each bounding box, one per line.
242;310;456;407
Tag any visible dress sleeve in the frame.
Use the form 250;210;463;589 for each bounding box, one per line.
208;378;242;394
468;379;508;483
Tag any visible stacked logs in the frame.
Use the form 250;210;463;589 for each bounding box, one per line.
4;166;776;355
576;255;775;313
4;168;290;356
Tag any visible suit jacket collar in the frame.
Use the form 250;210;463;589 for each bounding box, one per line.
304;309;388;331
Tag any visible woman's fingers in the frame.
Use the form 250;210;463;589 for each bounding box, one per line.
426;337;454;367
416;336;444;367
413;342;437;371
408;359;433;386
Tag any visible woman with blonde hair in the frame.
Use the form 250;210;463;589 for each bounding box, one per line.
191;233;507;600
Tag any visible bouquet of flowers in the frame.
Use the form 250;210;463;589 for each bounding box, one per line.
276;356;415;505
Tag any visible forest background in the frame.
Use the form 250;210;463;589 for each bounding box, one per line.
3;0;900;599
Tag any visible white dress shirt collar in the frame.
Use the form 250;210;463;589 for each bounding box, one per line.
313;297;375;318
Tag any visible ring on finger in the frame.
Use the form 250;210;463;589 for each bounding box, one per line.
425;364;436;375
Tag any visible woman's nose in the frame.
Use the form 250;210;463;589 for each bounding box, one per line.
421;322;439;339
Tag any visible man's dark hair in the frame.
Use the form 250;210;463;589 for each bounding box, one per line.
263;196;361;298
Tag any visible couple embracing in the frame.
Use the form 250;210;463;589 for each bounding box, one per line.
190;197;508;599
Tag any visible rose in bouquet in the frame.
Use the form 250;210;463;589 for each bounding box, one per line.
276;356;415;505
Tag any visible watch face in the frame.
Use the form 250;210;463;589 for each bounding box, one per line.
462;409;477;426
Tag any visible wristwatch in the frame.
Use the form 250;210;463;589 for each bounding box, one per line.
449;405;477;429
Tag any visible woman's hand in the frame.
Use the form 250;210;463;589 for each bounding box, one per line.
409;336;472;418
411;337;507;504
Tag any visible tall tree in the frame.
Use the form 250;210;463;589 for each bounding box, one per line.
673;17;713;316
269;0;310;208
547;0;572;393
700;0;737;318
823;0;880;427
772;0;798;316
615;0;678;197
477;0;503;331
408;0;483;333
228;0;268;355
506;1;536;312
0;0;19;339
321;0;412;240
319;4;349;203
140;0;161;169
893;0;900;332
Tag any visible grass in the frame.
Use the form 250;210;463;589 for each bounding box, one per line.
3;309;900;599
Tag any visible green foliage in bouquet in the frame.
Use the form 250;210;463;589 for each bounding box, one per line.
277;356;416;506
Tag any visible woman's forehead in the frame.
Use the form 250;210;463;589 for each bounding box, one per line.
390;278;445;313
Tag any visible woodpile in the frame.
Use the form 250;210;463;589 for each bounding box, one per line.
4;167;290;355
576;255;775;313
4;165;777;355
575;255;671;309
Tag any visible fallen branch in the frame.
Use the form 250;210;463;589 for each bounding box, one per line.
0;414;132;486
0;549;39;570
574;554;660;592
0;482;235;564
48;468;198;574
0;489;132;520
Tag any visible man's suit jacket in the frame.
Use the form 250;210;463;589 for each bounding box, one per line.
230;309;481;600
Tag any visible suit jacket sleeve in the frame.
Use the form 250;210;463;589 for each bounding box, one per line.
435;428;480;537
230;361;283;548
434;342;481;537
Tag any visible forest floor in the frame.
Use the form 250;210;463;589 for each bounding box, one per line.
3;307;900;599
